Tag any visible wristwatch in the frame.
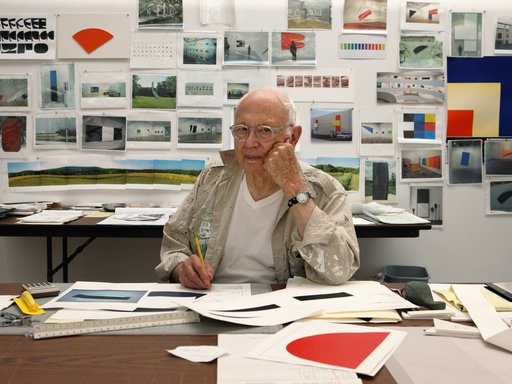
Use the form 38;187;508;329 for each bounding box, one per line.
287;191;311;207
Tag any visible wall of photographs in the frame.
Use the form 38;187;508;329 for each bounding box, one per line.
1;0;511;283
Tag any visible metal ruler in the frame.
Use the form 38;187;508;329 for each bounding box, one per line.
31;311;200;339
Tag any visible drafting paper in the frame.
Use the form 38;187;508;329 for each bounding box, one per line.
130;32;177;68
0;14;56;59
57;14;130;59
246;321;406;376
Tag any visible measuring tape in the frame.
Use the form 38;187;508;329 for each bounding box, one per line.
31;311;200;339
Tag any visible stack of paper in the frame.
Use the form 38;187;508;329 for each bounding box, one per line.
352;202;430;224
0;202;48;216
17;210;85;224
245;321;407;377
98;207;176;226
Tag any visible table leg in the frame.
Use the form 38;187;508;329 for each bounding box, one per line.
46;237;53;282
62;237;68;283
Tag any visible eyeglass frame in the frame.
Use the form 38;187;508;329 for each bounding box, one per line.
229;123;293;142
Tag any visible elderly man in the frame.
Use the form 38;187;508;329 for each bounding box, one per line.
156;88;360;289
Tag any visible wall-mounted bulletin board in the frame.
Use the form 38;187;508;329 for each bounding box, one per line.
1;0;512;284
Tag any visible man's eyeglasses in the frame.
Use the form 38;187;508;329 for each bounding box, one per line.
229;124;288;142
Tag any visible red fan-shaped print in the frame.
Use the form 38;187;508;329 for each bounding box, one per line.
73;28;113;54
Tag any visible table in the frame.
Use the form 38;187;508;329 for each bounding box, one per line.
0;215;431;282
0;282;420;384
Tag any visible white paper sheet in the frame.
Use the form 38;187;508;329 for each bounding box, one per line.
246;321;407;377
218;334;362;384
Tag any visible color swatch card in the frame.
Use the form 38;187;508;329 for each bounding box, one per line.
246;320;407;376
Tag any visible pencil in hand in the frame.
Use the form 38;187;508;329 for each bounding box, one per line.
194;233;211;290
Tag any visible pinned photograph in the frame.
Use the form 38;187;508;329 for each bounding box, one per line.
126;114;172;149
401;148;442;181
488;180;512;214
396;107;442;144
178;33;221;69
448;139;482;184
377;72;445;104
399;33;443;69
40;64;75;109
177;115;222;148
310;108;353;142
364;158;397;203
288;0;332;30
223;31;269;66
0;76;29;109
484;139;512;176
302;156;360;192
138;0;183;29
34;114;77;150
495;18;512;54
343;0;387;34
132;73;177;109
450;12;483;57
271;31;316;66
409;185;443;225
0;115;27;154
400;1;442;31
80;71;128;109
81;115;126;151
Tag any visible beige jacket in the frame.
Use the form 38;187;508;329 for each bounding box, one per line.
156;150;360;285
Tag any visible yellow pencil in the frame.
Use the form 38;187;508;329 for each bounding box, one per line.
194;233;211;290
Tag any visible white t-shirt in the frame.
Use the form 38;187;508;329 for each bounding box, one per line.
213;175;283;284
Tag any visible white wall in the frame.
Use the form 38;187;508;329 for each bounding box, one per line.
1;0;511;283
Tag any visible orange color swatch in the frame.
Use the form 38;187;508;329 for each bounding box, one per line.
73;28;113;54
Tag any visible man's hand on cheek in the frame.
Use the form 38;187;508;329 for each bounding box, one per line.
263;142;302;195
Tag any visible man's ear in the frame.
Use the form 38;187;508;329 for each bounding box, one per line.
290;125;302;145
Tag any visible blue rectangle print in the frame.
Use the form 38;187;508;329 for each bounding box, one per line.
460;151;470;166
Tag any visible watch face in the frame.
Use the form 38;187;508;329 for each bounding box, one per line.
296;191;310;204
